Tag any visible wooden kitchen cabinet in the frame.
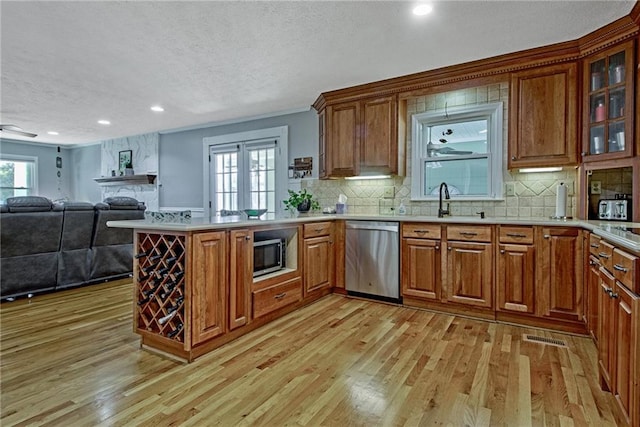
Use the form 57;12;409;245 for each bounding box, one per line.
191;231;227;344
582;40;635;161
599;267;617;391
587;254;602;343
537;227;584;323
401;224;442;301
509;62;578;168
303;222;334;296
318;94;398;178
229;229;252;331
444;225;494;310
497;226;535;314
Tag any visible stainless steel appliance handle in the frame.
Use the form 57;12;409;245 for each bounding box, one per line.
345;222;398;233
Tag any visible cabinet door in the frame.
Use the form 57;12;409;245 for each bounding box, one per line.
326;101;360;177
509;62;578;168
538;227;583;322
582;40;635;161
614;282;639;427
229;229;252;331
361;95;397;174
598;267;616;391
191;231;227;344
587;256;601;343
497;244;535;314
445;241;493;309
402;238;441;301
303;235;334;295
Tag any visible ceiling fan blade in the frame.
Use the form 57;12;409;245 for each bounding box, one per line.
0;124;37;138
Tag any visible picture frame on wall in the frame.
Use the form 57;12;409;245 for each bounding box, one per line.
119;150;132;172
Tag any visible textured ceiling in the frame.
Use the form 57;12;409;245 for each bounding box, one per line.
0;1;635;146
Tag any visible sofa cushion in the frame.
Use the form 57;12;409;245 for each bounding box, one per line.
6;196;53;212
103;197;141;210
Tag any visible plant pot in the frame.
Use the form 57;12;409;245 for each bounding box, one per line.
297;200;311;213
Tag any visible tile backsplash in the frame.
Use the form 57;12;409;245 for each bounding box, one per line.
301;83;576;219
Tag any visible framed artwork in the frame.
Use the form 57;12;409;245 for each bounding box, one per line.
119;150;132;172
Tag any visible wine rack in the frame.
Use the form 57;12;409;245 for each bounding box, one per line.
135;233;186;343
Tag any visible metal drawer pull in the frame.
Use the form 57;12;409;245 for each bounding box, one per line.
590;243;600;248
274;292;287;300
543;235;550;239
610;292;619;299
500;249;505;254
506;233;527;238
460;231;478;236
314;228;324;232
613;264;628;272
245;236;251;241
415;230;430;234
603;287;612;294
598;252;610;259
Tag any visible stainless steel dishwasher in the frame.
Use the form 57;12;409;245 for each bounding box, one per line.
345;220;400;303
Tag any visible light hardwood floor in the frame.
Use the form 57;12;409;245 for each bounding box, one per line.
1;280;619;426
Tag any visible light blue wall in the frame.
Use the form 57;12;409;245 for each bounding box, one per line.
0;138;73;201
69;143;102;202
159;110;317;208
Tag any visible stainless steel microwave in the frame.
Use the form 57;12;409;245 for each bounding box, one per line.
253;238;285;277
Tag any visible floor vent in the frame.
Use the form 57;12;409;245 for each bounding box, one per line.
523;334;568;348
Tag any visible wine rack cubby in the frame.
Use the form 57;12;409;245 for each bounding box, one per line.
135;233;186;343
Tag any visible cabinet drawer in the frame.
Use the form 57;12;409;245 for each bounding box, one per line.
589;234;602;256
303;222;333;238
252;277;302;319
402;223;441;240
447;225;492;243
612;248;638;293
499;226;533;244
597;241;615;272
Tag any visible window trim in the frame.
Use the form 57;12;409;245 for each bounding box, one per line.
203;126;288;220
410;102;503;201
0;154;38;200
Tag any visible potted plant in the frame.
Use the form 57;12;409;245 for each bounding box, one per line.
283;189;320;213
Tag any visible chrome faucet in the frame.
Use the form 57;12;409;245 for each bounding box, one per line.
438;182;450;218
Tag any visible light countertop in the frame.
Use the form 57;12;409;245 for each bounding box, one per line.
108;214;640;253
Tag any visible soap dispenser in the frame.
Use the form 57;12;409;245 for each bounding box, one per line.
398;200;407;216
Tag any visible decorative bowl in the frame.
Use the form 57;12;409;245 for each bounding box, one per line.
243;208;267;219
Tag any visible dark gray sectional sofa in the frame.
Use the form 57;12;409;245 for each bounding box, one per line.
1;196;146;300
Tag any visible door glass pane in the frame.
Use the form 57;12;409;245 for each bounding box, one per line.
590;125;605;154
608;51;625;86
609;88;625;120
213;151;238;214
608;121;625;152
590;59;605;91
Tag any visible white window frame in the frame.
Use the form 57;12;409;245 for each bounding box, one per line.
0;154;38;202
410;102;503;201
203;126;288;220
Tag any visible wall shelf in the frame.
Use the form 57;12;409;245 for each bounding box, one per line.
94;174;157;186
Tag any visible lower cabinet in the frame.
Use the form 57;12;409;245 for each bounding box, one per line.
537;227;583;323
401;223;442;301
229;229;252;331
253;277;303;319
497;226;535;314
444;226;494;310
191;231;227;345
303;222;334;296
587;254;601;343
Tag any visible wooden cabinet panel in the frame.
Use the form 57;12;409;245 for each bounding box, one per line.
537;227;583;322
509;62;578;168
303;221;333;238
447;225;492;243
361;95;397;174
498;226;534;245
598;267;616;391
497;244;535;314
445;241;493;309
589;233;602;257
598;240;615;272
587;255;601;343
402;223;441;240
252;277;302;319
613;282;639;427
612;248;639;294
303;234;334;296
402;238;441;301
334;220;346;290
191;231;227;344
326;102;360;177
229;229;252;331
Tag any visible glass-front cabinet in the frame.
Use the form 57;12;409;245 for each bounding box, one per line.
583;40;635;161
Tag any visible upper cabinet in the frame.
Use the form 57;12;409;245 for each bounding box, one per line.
582;40;635;161
509;63;578;168
315;94;398;178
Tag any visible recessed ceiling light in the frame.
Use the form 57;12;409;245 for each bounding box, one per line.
413;4;433;16
150;105;164;112
47;131;59;135
98;120;111;125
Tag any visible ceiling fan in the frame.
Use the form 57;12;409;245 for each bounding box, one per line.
426;126;472;157
0;124;37;138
